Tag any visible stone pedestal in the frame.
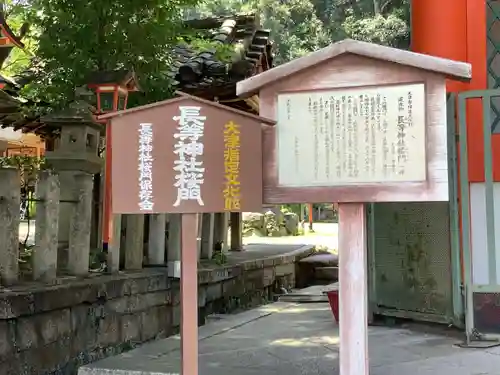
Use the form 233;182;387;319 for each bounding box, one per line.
230;212;242;251
200;213;215;259
33;171;60;281
213;212;229;252
57;171;78;249
167;214;181;278
0;168;20;285
68;173;93;276
107;214;122;273
148;213;166;265
123;214;144;270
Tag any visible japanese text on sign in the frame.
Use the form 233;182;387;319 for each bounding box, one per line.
172;106;206;206
276;83;426;187
223;121;241;210
138;123;154;211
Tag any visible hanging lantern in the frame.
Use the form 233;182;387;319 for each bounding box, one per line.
87;70;139;120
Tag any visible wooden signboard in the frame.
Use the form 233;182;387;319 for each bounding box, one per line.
237;39;471;375
100;92;274;375
108;93;267;214
238;39;471;205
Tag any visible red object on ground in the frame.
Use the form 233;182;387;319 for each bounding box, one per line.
326;290;339;323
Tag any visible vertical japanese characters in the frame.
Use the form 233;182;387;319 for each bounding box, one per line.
287;98;300;174
172;106;206;207
277;83;425;186
138;122;154;211
223;121;241;210
311;98;319;180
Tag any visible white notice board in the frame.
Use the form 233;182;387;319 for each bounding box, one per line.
276;83;426;187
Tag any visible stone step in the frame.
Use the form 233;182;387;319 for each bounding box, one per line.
315;266;338;281
299;252;338;266
277;283;338;302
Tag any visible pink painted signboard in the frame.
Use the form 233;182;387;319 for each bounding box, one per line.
237;39;472;204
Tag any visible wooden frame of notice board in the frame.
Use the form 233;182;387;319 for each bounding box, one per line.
237;39;472;205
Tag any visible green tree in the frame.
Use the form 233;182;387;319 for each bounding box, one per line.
19;0;200;113
196;0;330;65
13;0;411;114
196;0;410;65
340;0;410;48
258;0;330;64
0;0;36;77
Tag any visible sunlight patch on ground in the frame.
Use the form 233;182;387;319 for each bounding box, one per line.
270;335;340;347
258;305;331;314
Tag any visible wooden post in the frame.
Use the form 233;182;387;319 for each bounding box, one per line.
33;171;60;281
181;213;198;375
68;173;93;276
339;203;368;375
0;167;20;285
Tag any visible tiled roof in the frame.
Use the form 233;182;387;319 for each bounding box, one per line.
172;14;272;98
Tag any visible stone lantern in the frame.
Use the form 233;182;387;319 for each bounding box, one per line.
41;90;103;276
42;93;103;174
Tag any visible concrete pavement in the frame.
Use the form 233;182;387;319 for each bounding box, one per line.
79;300;500;375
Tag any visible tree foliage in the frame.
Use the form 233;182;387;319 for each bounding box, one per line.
0;0;410;112
196;0;410;64
11;0;201;112
0;0;37;77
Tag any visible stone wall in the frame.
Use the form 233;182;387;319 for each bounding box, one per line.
0;249;311;375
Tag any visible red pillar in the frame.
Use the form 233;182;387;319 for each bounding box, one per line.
102;125;113;249
412;0;489;181
411;0;468;93
411;0;488;279
308;203;313;231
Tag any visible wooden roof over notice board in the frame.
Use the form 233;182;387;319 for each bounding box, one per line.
237;38;472;97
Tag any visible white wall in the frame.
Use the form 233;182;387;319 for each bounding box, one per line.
470;182;500;285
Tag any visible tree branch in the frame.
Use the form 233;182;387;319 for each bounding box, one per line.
380;0;393;13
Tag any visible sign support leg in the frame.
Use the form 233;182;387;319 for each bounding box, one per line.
339;203;369;375
181;213;198;375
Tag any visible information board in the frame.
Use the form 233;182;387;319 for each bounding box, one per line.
110;95;267;214
276;83;426;187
